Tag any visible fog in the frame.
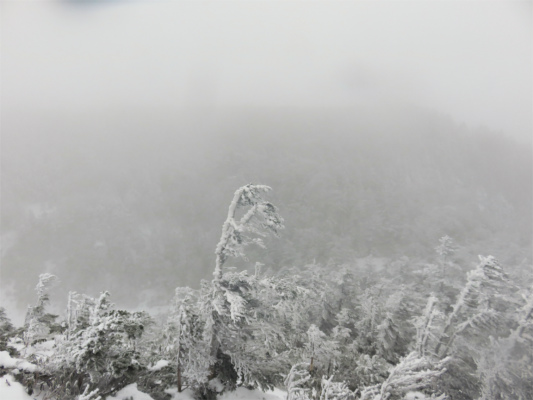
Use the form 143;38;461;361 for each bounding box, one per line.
2;1;531;141
1;1;532;321
1;2;533;399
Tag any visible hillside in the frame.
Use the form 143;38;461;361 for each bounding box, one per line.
1;106;531;312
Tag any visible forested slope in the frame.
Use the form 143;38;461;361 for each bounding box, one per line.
1;184;532;400
1;106;531;310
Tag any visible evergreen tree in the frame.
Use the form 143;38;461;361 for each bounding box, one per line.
476;286;533;399
23;273;59;347
434;255;518;400
435;256;515;357
44;291;151;399
412;295;444;357
197;184;286;395
164;286;210;393
359;352;449;400
0;307;15;353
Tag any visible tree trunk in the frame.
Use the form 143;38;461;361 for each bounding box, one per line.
177;358;182;393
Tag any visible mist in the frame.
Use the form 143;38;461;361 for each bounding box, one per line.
0;2;532;399
2;1;531;140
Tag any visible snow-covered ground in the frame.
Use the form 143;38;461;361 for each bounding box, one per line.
1;336;288;400
1;375;34;400
0;351;37;372
109;384;286;400
1;371;287;400
0;377;431;400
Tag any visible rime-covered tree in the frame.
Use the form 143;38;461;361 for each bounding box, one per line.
212;184;284;283
198;184;286;394
435;255;515;357
44;291;151;399
433;235;461;300
164;286;210;393
433;255;518;400
476;285;533;399
304;324;339;376
24;273;59;347
435;235;455;261
354;285;413;364
319;375;353;400
412;295;444;357
285;363;312;400
0;307;15;353
359;352;449;400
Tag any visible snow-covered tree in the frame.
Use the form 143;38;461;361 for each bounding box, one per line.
305;324;339;376
24;273;59;347
434;236;455;261
285;363;312;400
430;255;518;399
432;236;461;300
435;255;515;357
355;285;413;364
164;286;210;392
319;375;353;400
195;184;287;395
44;291;151;399
0;307;15;353
476;285;533;399
369;352;449;400
412;295;443;357
212;184;284;283
353;354;389;389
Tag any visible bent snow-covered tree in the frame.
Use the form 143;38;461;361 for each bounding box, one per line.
213;184;284;282
24;273;59;347
200;184;285;394
435;255;514;357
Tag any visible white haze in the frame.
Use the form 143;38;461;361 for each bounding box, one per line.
0;1;532;324
1;0;531;143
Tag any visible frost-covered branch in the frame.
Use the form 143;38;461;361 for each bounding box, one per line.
285;363;312;400
77;385;101;400
435;255;510;357
377;352;449;400
213;184;284;282
413;294;442;357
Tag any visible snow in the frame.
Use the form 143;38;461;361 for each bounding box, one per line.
8;337;25;352
103;383;286;400
0;373;287;400
106;383;155;400
147;359;170;371
165;387;196;400
404;392;428;399
0;374;34;400
219;387;286;400
208;378;225;393
0;351;37;372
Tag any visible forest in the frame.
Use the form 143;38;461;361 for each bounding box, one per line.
1;108;532;399
1;1;531;398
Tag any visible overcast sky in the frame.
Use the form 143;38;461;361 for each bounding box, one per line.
1;0;531;143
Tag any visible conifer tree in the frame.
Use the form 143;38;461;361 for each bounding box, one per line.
476;285;533;399
412;295;443;357
0;307;15;353
285;362;312;400
198;184;285;394
433;255;517;399
164;286;209;392
44;291;151;398
435;255;514;357
363;352;449;400
24;273;59;347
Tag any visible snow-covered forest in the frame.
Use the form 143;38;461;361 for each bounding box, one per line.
1;178;532;399
1;1;532;400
